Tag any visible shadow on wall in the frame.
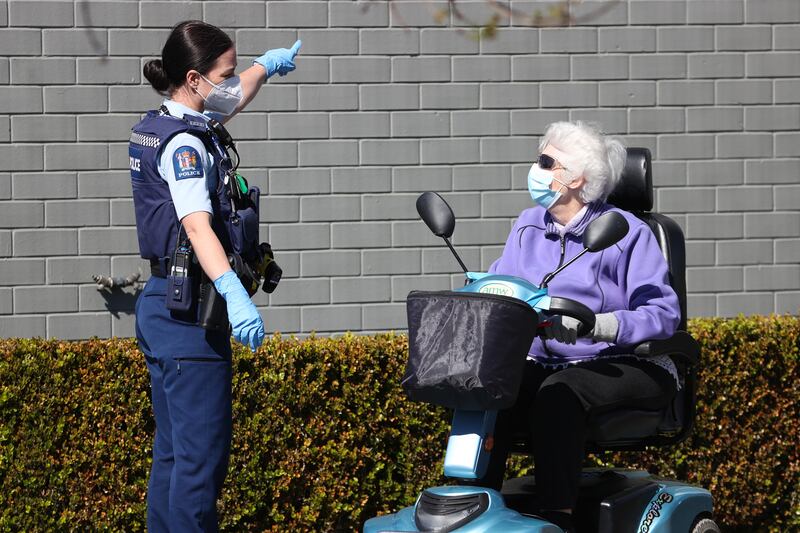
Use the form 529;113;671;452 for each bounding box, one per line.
78;0;109;60
91;272;143;318
97;288;141;319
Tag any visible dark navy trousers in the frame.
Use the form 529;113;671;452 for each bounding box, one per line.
136;277;233;532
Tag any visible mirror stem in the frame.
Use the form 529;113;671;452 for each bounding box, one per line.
443;237;469;274
540;247;589;288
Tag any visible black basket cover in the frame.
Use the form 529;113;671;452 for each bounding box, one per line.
402;290;539;410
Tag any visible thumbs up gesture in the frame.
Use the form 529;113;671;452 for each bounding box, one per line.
253;40;302;78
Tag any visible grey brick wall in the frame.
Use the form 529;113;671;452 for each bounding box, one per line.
1;0;799;340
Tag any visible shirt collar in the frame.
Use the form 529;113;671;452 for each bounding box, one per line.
552;205;588;236
545;202;605;237
163;99;209;122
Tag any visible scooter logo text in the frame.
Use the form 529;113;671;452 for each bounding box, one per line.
639;492;673;533
478;283;514;297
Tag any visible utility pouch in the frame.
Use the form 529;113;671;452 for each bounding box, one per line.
166;275;193;312
227;206;259;256
166;237;194;312
226;180;261;256
197;275;229;332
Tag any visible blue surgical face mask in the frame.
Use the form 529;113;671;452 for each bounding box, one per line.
527;164;568;210
196;74;243;116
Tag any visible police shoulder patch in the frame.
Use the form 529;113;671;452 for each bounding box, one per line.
172;145;204;181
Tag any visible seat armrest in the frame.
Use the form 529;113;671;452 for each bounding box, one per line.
632;331;700;366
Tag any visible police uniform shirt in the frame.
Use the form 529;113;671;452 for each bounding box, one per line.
157;99;221;221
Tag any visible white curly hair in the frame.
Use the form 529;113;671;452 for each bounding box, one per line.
538;121;627;204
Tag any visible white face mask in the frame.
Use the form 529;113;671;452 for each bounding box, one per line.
195;74;243;116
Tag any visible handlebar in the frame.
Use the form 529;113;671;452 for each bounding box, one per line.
546;297;596;337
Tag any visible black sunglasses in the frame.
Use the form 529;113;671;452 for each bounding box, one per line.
536;153;569;172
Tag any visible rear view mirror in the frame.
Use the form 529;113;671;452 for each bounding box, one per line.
416;192;455;239
583;211;629;252
416;192;469;273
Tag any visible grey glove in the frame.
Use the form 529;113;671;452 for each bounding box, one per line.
542;312;619;345
542;315;580;344
592;312;619;343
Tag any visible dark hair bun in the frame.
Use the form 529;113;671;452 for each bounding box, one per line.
143;59;170;93
145;22;232;95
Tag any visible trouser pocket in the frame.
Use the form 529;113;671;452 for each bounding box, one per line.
174;356;229;376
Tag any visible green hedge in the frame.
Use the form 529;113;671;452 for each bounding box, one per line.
0;316;798;531
596;315;800;531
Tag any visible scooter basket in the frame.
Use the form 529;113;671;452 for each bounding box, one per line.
402;290;539;410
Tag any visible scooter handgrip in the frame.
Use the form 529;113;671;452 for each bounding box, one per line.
547;297;595;337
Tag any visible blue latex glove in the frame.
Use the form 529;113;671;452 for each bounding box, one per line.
253;40;302;78
213;270;265;352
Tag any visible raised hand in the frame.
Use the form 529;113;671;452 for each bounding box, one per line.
253;40;302;78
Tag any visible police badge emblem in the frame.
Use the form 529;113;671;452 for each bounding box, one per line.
173;145;204;180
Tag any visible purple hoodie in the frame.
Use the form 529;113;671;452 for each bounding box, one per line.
489;201;681;365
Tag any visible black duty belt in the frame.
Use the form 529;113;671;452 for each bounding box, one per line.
150;259;169;278
151;258;201;279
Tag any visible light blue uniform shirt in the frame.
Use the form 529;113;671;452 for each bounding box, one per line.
157;100;224;221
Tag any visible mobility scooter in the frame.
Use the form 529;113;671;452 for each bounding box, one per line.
364;149;719;533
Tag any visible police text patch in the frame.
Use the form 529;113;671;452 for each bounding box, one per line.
172;146;204;180
129;146;143;180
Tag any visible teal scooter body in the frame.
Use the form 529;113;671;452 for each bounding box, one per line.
363;474;713;533
454;272;552;312
364;486;561;533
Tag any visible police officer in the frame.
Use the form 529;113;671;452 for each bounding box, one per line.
131;20;301;532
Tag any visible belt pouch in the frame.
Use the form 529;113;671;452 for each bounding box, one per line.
166;229;194;312
166;274;193;312
198;277;230;332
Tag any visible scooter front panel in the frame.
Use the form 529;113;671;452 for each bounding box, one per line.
363;486;561;533
443;410;497;479
456;272;551;311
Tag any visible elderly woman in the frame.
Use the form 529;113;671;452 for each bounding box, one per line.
480;121;680;532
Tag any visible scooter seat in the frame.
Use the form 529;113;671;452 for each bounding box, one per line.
509;405;669;455
587;408;665;446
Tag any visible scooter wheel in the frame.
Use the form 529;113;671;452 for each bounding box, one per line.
691;517;721;533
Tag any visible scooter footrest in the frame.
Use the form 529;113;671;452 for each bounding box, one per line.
414;490;489;532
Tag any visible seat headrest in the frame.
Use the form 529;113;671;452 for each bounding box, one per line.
607;147;653;212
